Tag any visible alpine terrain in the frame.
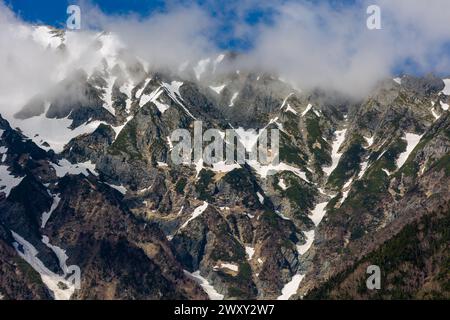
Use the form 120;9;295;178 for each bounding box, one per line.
0;26;449;300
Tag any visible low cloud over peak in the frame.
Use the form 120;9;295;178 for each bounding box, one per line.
0;0;449;109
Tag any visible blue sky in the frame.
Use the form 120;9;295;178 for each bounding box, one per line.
4;0;356;50
4;0;274;49
5;0;166;28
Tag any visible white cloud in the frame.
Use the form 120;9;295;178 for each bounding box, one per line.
0;4;59;115
0;0;449;118
80;2;218;71
236;0;450;96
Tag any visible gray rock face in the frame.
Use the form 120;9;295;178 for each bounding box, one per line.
1;38;449;300
0;224;52;300
62;124;116;163
0;116;207;300
402;74;445;96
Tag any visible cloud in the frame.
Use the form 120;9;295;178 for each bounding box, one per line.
234;0;450;96
79;1;218;70
0;3;60;114
0;0;449;114
0;2;106;116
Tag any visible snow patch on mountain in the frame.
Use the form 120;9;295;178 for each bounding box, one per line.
181;201;208;229
120;81;133;113
140;87;163;108
112;115;133;138
139;87;170;113
277;274;304;300
248;161;309;182
153;100;170;114
440;79;450;95
396;133;423;169
229;92;239;107
41;236;72;278
8;110;107;153
136;78;151;98
339;178;354;205
301;104;313;116
214;263;239;272
0;165;24;198
0;146;7;163
276;211;291;221
194;159;204;177
184;270;224;300
41;193;61;228
297;230;315;255
431;107;440;120
278;178;288;190
11;231;76;300
211;161;241;173
102;76;116;115
358;160;369;179
256;192;264;204
105;183;127;195
163;81;196;119
309;202;328;226
245;246;255;260
164;81;183;102
281;93;294;107
393;77;402;85
285;104;298;115
323;129;347;176
364;136;374;147
51;159;98;177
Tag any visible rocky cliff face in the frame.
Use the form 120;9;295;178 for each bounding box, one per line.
0;223;51;300
304;205;449;300
0;26;449;300
0;113;206;300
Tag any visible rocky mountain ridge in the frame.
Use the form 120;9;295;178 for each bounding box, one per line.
0;26;449;300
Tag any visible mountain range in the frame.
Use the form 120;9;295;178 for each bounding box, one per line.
0;26;449;300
